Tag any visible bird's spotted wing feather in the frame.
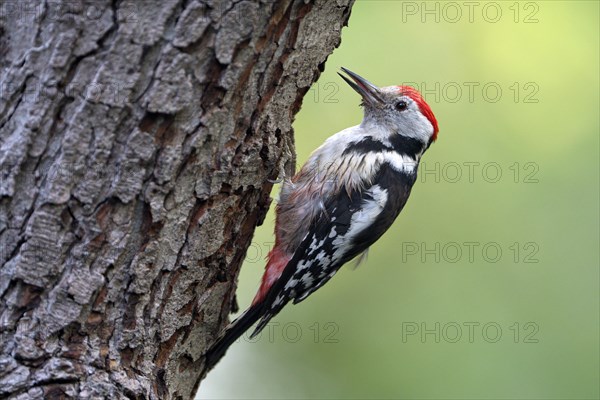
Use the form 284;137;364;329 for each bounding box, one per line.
251;167;412;337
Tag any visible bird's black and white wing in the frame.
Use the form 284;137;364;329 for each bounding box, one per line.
252;164;416;336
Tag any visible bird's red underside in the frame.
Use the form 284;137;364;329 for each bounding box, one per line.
252;245;291;306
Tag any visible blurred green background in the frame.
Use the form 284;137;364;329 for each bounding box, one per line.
201;1;599;398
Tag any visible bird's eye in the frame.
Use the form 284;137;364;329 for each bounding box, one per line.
395;100;408;111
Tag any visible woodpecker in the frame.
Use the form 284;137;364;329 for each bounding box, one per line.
206;67;439;368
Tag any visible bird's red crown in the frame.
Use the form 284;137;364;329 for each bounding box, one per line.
397;86;439;141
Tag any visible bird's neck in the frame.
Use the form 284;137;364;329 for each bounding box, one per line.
357;121;428;162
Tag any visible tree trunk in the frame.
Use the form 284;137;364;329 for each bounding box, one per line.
0;0;353;398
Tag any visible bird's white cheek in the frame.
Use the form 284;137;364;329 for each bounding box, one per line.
394;112;433;142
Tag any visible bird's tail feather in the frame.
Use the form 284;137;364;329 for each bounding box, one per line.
204;303;265;369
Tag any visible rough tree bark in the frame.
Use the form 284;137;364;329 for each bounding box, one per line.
0;0;354;399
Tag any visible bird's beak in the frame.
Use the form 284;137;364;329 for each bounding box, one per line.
338;67;384;106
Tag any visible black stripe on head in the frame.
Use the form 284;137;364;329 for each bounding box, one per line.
343;135;425;160
342;136;393;156
388;134;425;160
425;135;435;151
